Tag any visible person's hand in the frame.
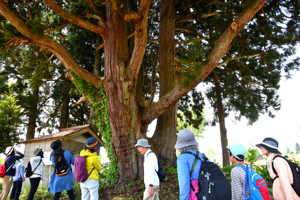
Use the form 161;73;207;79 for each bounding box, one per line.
22;179;25;182
148;186;154;196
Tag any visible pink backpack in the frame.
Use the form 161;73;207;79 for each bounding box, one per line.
74;156;94;182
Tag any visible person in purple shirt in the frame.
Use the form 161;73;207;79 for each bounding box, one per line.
0;146;24;200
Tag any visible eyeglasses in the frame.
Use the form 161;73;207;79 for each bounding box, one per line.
137;146;142;150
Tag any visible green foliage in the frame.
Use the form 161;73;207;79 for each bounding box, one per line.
71;72;118;185
20;185;54;199
245;146;261;166
165;166;178;175
25;15;48;35
222;164;235;183
177;108;207;140
206;147;217;162
0;90;22;152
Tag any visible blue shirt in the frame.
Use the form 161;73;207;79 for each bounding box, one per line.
48;150;75;194
177;150;203;200
13;160;25;182
5;152;25;176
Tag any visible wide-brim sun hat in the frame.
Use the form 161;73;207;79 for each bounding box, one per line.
51;139;62;153
135;139;151;148
227;143;246;160
5;146;14;156
174;129;198;149
33;148;42;156
256;137;281;154
84;137;102;149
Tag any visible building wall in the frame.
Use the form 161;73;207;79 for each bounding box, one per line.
23;139;85;187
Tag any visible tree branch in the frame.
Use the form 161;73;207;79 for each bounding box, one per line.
42;0;105;34
124;0;153;85
86;0;106;22
0;2;103;87
141;0;268;124
216;54;261;68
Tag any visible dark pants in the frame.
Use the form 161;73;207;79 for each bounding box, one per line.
27;177;41;200
10;181;23;200
53;189;75;200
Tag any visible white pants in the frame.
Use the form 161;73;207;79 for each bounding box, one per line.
80;179;99;200
143;185;159;200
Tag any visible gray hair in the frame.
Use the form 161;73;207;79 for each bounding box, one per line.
178;145;199;154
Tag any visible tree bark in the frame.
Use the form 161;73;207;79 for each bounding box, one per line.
151;0;177;167
60;93;69;129
26;86;39;140
214;74;230;166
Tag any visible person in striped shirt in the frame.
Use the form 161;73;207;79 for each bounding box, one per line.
227;143;250;200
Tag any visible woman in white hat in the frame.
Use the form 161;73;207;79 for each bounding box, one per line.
0;146;24;200
256;137;300;200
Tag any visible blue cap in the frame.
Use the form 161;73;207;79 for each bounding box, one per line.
135;139;151;148
227;143;246;160
84;137;101;149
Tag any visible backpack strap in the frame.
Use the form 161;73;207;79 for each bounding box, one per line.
32;159;43;175
236;163;249;200
271;155;285;181
190;151;199;177
181;151;203;192
6;160;16;173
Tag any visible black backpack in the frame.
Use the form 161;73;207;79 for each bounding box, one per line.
147;151;166;182
54;150;69;176
183;151;231;200
25;159;42;178
272;155;300;197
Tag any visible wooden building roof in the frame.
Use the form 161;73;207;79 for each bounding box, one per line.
20;124;104;146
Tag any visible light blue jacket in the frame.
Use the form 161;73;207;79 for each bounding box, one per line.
48;150;75;194
13;160;25;182
177;150;203;200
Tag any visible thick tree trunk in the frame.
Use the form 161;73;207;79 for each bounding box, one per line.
26;86;39;140
215;84;230;166
60;93;69;129
102;1;142;185
151;0;177;167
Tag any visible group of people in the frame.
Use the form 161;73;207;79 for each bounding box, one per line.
1;136;102;200
1;130;299;200
135;129;300;200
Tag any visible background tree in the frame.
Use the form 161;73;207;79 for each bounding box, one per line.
0;90;22;152
175;0;300;166
1;0;299;184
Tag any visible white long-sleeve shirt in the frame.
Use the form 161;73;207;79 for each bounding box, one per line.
144;149;159;186
29;156;44;178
